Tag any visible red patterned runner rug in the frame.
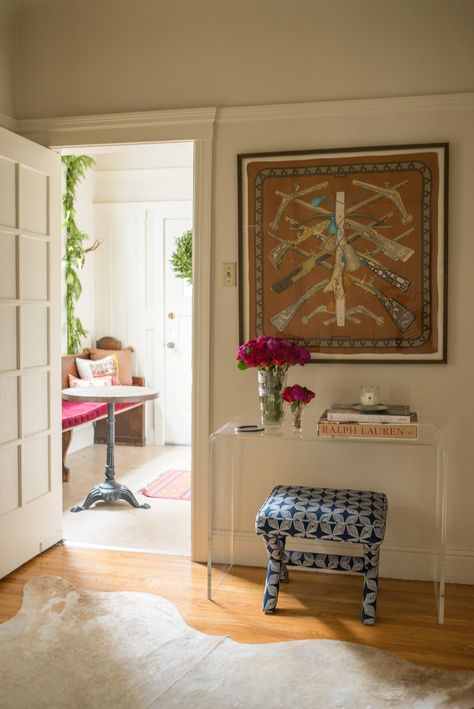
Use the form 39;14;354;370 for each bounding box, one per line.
140;469;191;500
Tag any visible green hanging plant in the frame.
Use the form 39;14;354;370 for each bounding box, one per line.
170;229;193;285
62;155;95;354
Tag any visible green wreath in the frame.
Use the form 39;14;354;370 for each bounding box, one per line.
170;229;193;285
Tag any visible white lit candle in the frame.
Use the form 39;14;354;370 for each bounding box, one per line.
360;385;379;407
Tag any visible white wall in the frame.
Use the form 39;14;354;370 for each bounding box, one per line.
5;0;474;580
92;143;193;366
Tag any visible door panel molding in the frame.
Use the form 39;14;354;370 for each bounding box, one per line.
0;125;61;578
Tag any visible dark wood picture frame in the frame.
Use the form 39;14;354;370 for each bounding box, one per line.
238;143;449;363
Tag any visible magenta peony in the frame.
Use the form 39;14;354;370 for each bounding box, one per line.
237;336;311;372
282;384;316;411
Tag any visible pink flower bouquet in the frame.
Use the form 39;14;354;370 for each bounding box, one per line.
282;384;316;434
236;336;311;372
236;337;311;432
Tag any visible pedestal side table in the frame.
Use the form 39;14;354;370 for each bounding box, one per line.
62;385;158;512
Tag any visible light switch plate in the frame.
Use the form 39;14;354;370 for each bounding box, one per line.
223;262;237;287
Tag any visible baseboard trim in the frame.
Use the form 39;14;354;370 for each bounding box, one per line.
210;531;474;584
444;545;474;585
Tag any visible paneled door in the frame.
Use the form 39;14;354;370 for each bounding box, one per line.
164;217;192;444
94;202;192;446
0;126;62;578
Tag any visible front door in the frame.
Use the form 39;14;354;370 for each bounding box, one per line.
0;126;62;578
164;218;192;444
94;201;192;447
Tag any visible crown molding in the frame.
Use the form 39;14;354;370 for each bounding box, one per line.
18;107;217;132
14;93;474;143
17;107;217;145
0;111;18;132
218;92;474;123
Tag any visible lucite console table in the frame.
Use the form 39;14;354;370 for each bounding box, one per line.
208;419;447;624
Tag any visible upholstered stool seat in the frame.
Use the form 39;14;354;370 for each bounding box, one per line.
255;484;388;624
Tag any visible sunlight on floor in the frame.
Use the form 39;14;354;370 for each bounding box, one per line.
62;444;191;556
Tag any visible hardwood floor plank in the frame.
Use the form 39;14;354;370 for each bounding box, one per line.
1;544;473;672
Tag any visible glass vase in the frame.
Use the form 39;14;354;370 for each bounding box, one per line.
257;368;287;434
291;402;304;436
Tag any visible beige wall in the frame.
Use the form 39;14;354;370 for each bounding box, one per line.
212;98;474;582
12;0;474;119
4;0;474;581
0;0;17;119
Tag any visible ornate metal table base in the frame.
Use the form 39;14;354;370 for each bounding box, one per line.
71;479;150;512
71;402;150;513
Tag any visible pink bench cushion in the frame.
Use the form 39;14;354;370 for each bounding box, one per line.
62;400;135;430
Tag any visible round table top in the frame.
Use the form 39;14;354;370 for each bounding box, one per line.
62;385;158;404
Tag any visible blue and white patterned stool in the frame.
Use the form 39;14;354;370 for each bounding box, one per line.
255;484;388;624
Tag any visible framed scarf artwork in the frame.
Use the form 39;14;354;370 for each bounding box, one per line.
238;143;449;363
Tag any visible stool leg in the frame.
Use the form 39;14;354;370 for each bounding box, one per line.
262;533;285;614
280;536;289;583
362;543;381;625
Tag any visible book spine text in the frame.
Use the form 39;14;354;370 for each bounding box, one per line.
318;421;418;439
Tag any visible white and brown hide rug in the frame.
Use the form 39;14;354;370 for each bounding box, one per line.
1;576;473;709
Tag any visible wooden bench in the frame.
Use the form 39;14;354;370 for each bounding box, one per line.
61;337;145;482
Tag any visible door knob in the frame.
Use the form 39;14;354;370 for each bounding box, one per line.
167;342;176;349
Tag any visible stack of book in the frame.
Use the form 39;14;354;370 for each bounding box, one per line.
317;403;418;440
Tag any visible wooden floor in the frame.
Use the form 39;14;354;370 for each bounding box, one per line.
1;544;474;672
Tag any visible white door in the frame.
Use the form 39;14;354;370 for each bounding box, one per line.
94;202;192;446
164;218;192;444
0;126;62;579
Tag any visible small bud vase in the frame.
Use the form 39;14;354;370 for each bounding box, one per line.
291;402;304;435
257;368;287;434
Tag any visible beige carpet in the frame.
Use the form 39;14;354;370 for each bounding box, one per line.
62;444;191;555
1;577;474;708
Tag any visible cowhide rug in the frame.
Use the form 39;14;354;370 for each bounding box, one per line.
0;576;473;708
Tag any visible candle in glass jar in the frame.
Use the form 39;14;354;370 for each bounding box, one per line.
360;385;379;407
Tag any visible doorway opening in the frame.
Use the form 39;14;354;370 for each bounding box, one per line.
60;141;193;556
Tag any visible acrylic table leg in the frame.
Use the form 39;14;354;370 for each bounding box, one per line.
62;429;72;482
434;443;447;624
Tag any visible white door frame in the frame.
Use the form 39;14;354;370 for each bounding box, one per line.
17;108;216;562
